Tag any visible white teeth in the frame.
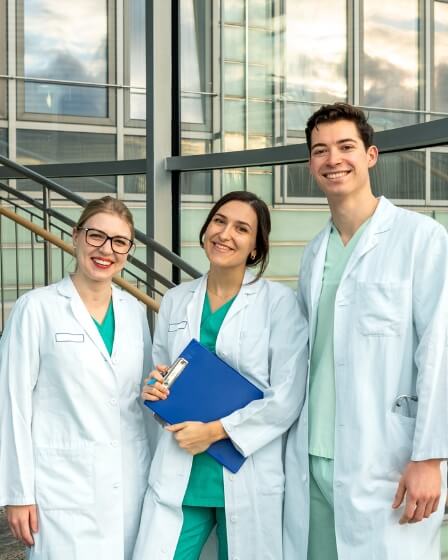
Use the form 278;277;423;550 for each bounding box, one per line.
325;171;350;179
93;258;111;266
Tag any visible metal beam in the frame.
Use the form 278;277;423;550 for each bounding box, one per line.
165;118;448;172
0;158;146;180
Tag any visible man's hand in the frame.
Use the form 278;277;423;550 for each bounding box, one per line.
166;420;227;455
392;459;442;524
6;504;39;546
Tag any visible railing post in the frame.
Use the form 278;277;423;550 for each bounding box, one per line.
42;185;52;285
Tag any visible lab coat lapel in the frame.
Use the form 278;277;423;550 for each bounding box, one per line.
186;275;208;340
309;223;331;349
221;269;257;326
109;285;127;366
339;196;395;286
58;276;113;366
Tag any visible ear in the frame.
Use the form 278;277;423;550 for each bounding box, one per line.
72;227;79;246
367;145;379;168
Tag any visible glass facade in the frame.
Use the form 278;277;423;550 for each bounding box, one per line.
22;0;109;118
178;0;448;203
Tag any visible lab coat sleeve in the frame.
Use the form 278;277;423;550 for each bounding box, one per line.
0;295;40;506
220;288;309;458
411;224;448;461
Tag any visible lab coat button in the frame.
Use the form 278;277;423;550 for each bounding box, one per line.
113;482;120;489
109;398;117;406
335;481;342;488
229;474;235;482
111;440;119;448
230;514;237;523
302;474;307;482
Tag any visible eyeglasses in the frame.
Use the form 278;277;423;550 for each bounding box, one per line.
77;227;134;254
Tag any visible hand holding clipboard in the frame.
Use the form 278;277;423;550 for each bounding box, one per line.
143;339;263;473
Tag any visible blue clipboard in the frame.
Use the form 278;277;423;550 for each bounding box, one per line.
144;339;263;473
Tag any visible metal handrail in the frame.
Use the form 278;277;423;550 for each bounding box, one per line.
0;154;201;280
0;182;173;293
0;203;159;312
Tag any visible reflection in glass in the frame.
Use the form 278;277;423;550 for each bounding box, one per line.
434;2;448;113
124;136;146;193
370;151;425;200
430;152;448;201
16;130;116;192
23;0;108;117
0;129;7;156
129;0;146;120
362;1;420;128
287;162;322;198
17;130;115;165
181;171;212;196
286;0;347;131
180;139;212;196
181;0;211;126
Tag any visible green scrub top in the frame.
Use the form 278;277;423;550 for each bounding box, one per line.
92;299;115;356
308;221;368;459
182;291;236;507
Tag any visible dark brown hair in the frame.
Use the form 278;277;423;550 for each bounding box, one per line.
305;102;374;152
199;191;271;281
76;196;135;239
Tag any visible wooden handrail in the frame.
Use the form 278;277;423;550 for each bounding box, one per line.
0;204;160;312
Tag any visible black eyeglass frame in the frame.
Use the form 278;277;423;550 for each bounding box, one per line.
76;227;135;254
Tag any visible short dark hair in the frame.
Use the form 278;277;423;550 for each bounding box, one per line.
199;190;271;281
305;102;374;152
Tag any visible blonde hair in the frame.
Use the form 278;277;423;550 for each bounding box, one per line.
76;196;135;239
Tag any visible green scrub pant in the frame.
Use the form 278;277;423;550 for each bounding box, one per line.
174;505;229;560
308;455;338;560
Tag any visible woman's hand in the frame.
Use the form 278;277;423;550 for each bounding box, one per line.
166;420;228;455
141;365;170;402
6;504;39;547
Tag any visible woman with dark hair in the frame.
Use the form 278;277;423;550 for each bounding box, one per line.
0;196;153;560
133;191;308;560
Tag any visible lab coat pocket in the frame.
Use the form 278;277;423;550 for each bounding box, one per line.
356;283;407;336
386;411;414;472
35;446;95;510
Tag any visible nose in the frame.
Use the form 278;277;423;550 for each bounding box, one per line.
327;147;342;166
99;238;114;254
217;222;232;240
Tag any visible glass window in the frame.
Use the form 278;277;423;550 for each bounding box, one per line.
430;151;448;201
181;0;212;130
0;128;7;156
124;136;146;194
434;1;448;113
16;130;116;192
286;0;347;131
127;0;146;121
287;151;426;201
362;1;420;129
180;139;212;196
19;0;111;119
0;0;6;118
370;151;425;200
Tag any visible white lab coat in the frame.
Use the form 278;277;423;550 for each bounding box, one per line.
0;276;153;560
284;197;448;560
132;271;308;560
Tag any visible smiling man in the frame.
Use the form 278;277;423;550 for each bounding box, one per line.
283;103;448;560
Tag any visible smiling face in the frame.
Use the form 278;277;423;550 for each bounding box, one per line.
202;200;258;275
72;211;132;286
309;119;378;201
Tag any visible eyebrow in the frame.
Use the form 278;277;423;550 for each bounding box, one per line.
311;137;359;150
214;212;253;229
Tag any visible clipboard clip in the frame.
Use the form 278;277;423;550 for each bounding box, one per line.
162;357;189;388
